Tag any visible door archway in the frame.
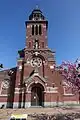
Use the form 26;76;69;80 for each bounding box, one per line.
31;83;44;106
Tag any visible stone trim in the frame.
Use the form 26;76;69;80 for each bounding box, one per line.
43;25;46;28
13;102;19;108
44;87;58;93
14;91;24;94
64;93;74;96
15;87;24;91
2;101;79;108
13;102;63;108
27;91;31;93
45;35;47;38
25;102;31;108
63;87;74;96
17;58;24;61
14;90;58;94
27;25;30;28
63;101;79;105
14;90;31;94
15;87;20;90
44;101;79;107
0;94;8;97
44;102;63;107
44;91;58;93
26;81;46;92
24;73;47;84
26;36;28;38
13;102;31;108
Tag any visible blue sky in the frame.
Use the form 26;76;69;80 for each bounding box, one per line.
0;0;80;69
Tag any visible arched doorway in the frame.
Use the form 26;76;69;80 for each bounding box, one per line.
31;83;44;106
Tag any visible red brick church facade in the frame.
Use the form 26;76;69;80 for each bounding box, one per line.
0;8;79;108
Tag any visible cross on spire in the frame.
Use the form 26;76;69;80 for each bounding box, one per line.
36;5;39;9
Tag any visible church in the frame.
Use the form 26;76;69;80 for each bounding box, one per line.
0;8;79;108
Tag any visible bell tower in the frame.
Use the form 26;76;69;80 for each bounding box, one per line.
24;7;56;75
25;8;48;49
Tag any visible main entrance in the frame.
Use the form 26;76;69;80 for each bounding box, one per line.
31;83;44;106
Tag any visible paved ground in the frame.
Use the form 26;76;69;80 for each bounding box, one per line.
0;107;80;120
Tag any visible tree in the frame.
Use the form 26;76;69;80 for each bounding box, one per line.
0;64;3;68
58;60;80;103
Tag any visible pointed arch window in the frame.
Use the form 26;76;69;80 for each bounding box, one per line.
32;25;34;35
32;24;42;35
42;42;44;48
35;25;38;35
39;25;42;35
29;42;31;48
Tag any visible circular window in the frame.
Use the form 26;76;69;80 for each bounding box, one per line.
2;80;9;89
31;58;42;67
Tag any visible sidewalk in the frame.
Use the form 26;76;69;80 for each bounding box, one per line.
0;107;80;120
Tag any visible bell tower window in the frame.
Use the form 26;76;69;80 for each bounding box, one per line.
35;25;38;35
32;24;42;36
32;25;34;35
39;25;42;35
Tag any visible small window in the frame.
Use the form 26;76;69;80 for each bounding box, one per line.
32;25;34;35
39;25;42;35
29;42;31;48
35;25;38;35
42;42;44;48
34;14;36;18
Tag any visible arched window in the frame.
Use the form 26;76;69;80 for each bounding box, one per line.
35;25;38;35
29;42;31;48
39;25;42;35
42;42;44;48
32;25;34;35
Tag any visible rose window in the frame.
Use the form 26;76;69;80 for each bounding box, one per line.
31;58;42;67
